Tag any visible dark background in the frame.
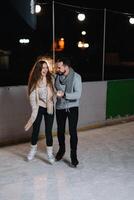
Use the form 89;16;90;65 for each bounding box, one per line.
0;0;134;86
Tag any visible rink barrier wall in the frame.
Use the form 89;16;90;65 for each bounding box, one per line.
0;79;134;146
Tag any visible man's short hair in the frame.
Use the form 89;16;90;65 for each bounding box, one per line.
56;57;71;68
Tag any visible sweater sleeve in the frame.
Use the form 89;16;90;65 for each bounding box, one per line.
65;74;82;100
29;90;38;111
24;89;39;131
29;90;38;122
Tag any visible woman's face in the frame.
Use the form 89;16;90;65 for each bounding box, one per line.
41;63;49;77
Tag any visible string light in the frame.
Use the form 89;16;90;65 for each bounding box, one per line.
129;17;134;24
77;13;85;21
35;4;41;13
81;31;86;35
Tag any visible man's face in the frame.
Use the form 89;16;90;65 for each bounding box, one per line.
56;61;66;75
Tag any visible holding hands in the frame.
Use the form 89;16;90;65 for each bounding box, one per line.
57;90;64;98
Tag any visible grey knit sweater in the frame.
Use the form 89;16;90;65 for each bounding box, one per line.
56;72;82;110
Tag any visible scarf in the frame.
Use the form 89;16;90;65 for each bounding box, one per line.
55;67;75;93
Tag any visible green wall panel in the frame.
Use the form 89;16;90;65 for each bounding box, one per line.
106;79;134;118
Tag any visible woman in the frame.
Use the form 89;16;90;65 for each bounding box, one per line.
25;60;55;164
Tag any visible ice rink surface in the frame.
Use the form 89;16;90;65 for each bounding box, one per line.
1;121;134;200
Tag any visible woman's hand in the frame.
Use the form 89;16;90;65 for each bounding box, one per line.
24;120;32;131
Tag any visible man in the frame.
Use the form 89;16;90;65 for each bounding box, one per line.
55;57;82;167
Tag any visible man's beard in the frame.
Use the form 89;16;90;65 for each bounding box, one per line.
56;71;65;75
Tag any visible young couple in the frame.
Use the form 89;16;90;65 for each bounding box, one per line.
24;56;82;167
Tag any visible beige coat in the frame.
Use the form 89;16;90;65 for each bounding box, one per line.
25;85;55;131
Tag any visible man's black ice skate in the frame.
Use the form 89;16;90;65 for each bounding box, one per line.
55;148;65;161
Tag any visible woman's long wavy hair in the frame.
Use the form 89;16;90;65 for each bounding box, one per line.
28;60;54;95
